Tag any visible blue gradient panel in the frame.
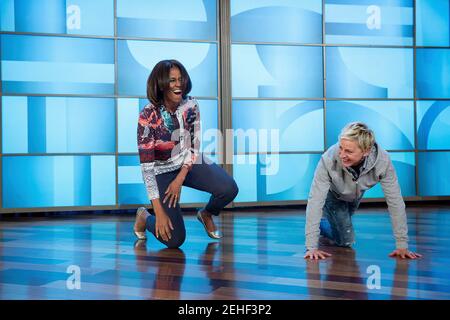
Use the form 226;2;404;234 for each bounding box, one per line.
326;47;413;98
416;49;450;99
417;101;450;150
118;155;217;205
364;152;416;198
2;96;115;153
118;40;217;97
2;156;116;208
118;98;147;153
233;153;321;202
0;0;113;36
326;100;414;150
117;0;216;40
196;100;219;154
2;96;28;153
418;152;450;196
325;0;414;45
231;0;322;43
1;35;114;95
118;98;218;153
416;0;450;46
232;44;323;98
232;100;324;153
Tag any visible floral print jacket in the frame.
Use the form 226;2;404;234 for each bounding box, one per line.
137;97;200;200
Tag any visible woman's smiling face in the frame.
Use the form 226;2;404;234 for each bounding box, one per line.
339;138;370;167
163;67;183;108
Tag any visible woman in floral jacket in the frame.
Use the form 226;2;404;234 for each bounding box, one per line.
133;60;238;248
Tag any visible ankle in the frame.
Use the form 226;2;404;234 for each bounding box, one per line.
201;209;213;217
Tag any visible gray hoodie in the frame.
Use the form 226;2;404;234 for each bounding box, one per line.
305;142;409;251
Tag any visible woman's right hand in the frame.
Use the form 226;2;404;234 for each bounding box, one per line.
152;199;174;242
154;208;174;242
303;249;332;260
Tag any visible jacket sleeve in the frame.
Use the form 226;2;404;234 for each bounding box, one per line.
379;158;409;249
182;99;201;170
305;157;332;251
137;109;160;201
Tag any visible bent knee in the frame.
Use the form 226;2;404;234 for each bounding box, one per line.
165;234;186;249
219;179;239;200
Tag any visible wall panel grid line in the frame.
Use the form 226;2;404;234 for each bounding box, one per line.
0;0;449;213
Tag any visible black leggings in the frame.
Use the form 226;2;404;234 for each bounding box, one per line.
146;155;238;248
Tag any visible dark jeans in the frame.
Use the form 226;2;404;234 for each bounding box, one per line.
146;154;238;248
320;191;361;247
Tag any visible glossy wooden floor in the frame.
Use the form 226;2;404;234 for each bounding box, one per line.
0;205;449;300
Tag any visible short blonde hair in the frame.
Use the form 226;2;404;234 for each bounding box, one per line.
339;122;375;152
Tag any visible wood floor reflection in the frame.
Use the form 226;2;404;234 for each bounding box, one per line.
0;205;449;300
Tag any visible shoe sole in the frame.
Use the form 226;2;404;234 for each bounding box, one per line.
134;207;148;240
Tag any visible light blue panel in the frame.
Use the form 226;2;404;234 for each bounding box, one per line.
233;154;257;201
73;156;91;205
416;49;450;99
2;61;114;83
3;156;55;208
179;185;211;204
45;97;68;152
118;40;218;97
53;156;74;206
118;164;142;184
3;155;102;208
326;47;413;98
1;34;114;63
418;152;450;196
65;97;115;153
117;0;216;40
1;35;114;95
232;100;324;152
118;98;141;153
232;44;323;98
325;0;414;45
34;97;116;153
66;0;114;36
0;0;113;35
197;99;218;153
118;155;148;205
364;152;416;198
2;96;28;153
231;0;322;43
0;0;14;31
326;100;415;150
90;156;116;205
417;100;450;150
416;0;450;46
28;97;47;153
13;0;66;34
233;153;321;202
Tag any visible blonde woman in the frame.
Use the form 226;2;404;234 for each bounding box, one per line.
304;122;422;260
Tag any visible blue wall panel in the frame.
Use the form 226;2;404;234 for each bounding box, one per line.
1;1;449;210
2;155;116;208
1;35;115;95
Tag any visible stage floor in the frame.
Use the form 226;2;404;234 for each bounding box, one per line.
0;205;449;300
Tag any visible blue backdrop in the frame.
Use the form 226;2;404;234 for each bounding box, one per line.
1;0;449;210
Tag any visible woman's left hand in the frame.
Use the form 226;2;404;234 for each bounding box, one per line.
389;248;422;259
163;178;183;208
